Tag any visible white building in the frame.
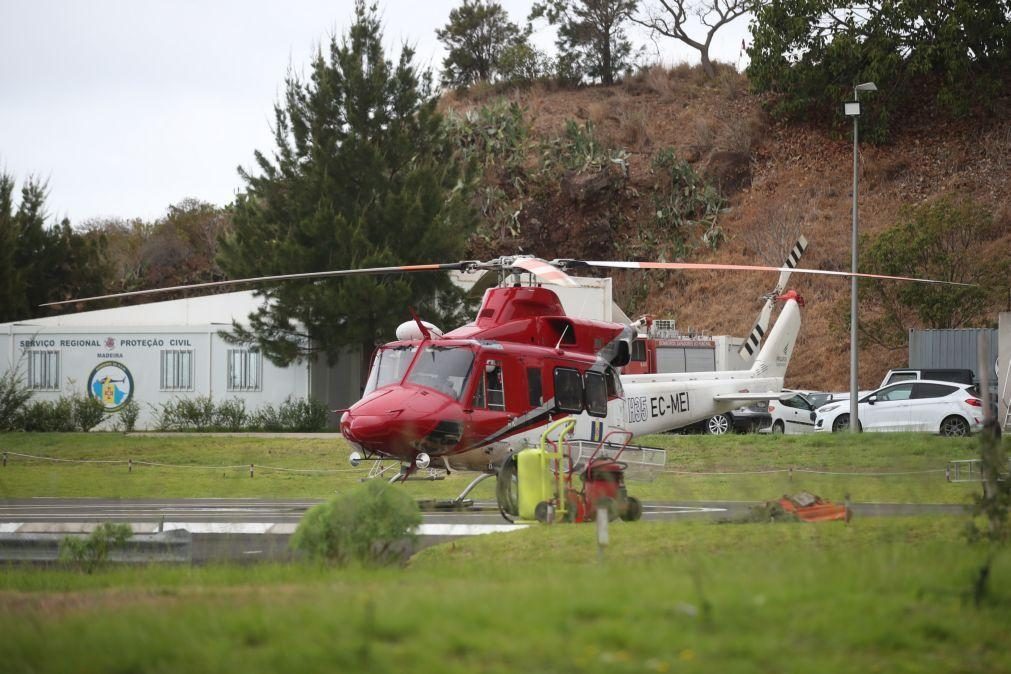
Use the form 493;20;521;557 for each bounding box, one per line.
0;291;361;429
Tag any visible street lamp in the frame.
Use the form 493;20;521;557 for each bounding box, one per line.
844;81;877;432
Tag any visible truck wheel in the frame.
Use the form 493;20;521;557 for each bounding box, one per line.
705;414;732;435
534;501;551;523
621;496;643;522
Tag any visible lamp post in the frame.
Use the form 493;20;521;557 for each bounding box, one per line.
844;82;877;432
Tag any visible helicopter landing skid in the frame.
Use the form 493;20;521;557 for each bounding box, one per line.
415;472;497;511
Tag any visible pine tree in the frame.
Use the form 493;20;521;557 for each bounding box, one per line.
531;0;638;85
219;1;478;367
0;174;25;322
0;173;108;320
437;0;529;88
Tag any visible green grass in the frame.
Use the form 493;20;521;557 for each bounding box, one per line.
1;517;1009;673
0;432;998;503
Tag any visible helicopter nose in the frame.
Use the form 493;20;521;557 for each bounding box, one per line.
340;386;465;460
343;414;392;445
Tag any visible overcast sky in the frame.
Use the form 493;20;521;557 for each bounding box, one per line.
0;1;751;225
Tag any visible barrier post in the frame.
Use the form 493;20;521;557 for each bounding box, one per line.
250;464;254;478
128;458;132;473
596;507;609;562
2;452;6;467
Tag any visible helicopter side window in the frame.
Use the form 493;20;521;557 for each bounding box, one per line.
584;371;607;417
406;346;475;399
471;360;506;411
554;367;583;413
363;345;418;395
631;339;647;362
605;366;623;398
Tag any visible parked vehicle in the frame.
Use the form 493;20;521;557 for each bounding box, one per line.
879;368;975;388
814;380;984;436
761;392;818;435
679;401;771;435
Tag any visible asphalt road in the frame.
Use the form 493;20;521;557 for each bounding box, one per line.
0;497;969;527
0;498;969;563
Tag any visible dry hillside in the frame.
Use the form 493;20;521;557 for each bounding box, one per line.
442;66;1011;391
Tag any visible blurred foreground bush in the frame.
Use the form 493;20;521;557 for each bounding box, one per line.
291;481;421;566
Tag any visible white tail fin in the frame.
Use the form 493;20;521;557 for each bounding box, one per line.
749;297;802;379
740;235;808;361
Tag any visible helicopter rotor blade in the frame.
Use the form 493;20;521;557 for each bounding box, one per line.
40;261;476;308
562;259;974;287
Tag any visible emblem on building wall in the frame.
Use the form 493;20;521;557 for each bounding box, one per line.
87;361;134;411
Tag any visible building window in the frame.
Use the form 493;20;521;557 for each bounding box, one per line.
227;349;261;392
160;350;193;391
27;350;60;390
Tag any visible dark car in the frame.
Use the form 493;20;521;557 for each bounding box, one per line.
676;401;772;435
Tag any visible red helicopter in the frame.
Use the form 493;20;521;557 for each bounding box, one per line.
48;253;967;488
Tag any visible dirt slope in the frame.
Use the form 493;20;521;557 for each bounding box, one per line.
445;68;1011;390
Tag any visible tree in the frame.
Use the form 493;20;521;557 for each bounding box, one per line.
437;0;529;87
0;172;107;321
748;0;1011;139
858;196;1010;350
218;1;477;367
633;1;752;78
82;199;233;303
0;174;23;321
531;0;639;85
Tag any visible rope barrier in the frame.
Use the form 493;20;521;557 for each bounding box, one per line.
2;451;363;474
661;466;947;477
2;451;949;478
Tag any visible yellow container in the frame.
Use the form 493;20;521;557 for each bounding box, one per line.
517;447;555;521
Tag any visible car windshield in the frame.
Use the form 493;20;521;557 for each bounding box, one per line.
406;345;475;399
363;345;418;395
807;393;832;408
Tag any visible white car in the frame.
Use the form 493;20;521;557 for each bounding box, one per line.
761;392;819;434
814;380;984;436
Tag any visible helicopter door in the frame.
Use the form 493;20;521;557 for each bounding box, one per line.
463;358;512;446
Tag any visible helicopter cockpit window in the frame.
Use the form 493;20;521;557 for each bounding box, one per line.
554;367;583;413
584;371;607;417
406;346;475;399
471;360;505;411
363;345;418;395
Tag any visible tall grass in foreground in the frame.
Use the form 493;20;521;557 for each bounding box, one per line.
1;518;1008;673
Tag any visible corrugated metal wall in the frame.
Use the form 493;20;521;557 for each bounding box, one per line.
908;328;999;381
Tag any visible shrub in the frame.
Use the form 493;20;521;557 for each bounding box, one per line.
20;397;76;432
214;397;248;432
291;481;421;566
157;395;215;431
250;403;282;432
0;369;32;431
115;399;141;433
59;522;133;573
72;393;107;431
277;396;328;432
